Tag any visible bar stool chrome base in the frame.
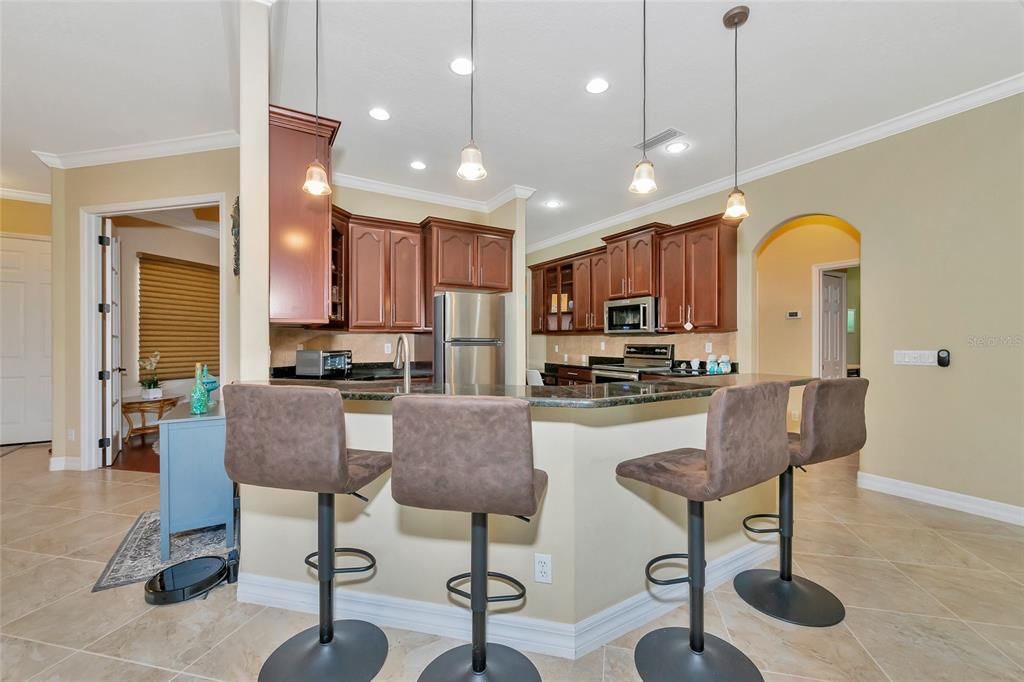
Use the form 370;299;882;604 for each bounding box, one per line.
634;628;762;682
418;642;540;682
258;620;387;682
733;569;845;627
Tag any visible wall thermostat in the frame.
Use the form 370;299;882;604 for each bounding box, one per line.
785;311;802;320
937;349;951;367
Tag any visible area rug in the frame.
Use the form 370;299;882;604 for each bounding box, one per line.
93;510;238;591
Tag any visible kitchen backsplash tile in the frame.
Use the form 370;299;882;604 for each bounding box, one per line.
544;332;737;366
270;328;433;367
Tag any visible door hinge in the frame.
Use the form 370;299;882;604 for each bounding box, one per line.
98;303;111;313
98;437;111;448
98;235;111;246
98;370;111;381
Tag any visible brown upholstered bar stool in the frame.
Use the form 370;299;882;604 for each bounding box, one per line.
392;394;547;682
616;382;791;682
223;384;392;682
734;378;869;627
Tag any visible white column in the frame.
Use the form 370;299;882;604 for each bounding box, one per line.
487;187;534;384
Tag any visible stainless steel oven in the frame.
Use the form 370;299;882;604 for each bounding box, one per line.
591;343;674;383
604;296;657;334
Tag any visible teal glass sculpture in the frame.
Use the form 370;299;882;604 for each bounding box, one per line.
190;363;209;415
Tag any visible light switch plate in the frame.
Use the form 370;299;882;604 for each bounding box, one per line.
893;350;938;366
705;342;713;353
600;341;606;351
384;343;392;354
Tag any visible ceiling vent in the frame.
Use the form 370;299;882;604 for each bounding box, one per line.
634;128;685;151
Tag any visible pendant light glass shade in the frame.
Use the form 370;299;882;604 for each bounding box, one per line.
302;161;332;196
724;188;749;219
628;159;657;194
457;141;487;181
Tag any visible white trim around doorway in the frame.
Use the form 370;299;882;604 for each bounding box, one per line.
72;193;230;472
809;258;860;378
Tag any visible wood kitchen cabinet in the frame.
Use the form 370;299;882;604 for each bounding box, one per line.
268;105;341;325
327;206;350;327
348;216;425;331
531;268;545;333
529;246;610;334
602;224;667;300
657;216;738;333
557;366;592;385
422;218;514;293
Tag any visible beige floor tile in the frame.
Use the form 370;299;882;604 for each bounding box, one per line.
5;479;110;508
898;501;1024;538
793;475;861;500
0;635;74;681
108;492;161;516
183;606;315;681
762;674;827;682
794;553;952;616
0;501;38;522
1;547;53;577
55;483;157;513
81;469;156;485
6;512;134;556
896;563;1024;628
373;627;457;682
4;584;152;649
31;651;176;681
791;520;880;559
816;491;926;528
845;606;1022;681
170;675;220;682
603;644;641;682
0;557;100;625
969;622;1024;671
792;498;837;522
67;532;127;563
946;531;1024;573
87;584;262;670
845;523;992;569
0;506;90;545
715;592;886;681
527;647;604;681
608;599;729;650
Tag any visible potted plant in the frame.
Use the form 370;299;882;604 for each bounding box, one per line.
139;352;162;399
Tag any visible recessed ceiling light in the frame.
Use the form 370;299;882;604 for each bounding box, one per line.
369;107;391;121
585;78;609;94
665;141;690;154
543;200;562;209
450;57;473;75
410;160;427;170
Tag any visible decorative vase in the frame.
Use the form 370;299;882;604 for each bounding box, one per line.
141;387;163;400
201;364;219;402
190;362;209;415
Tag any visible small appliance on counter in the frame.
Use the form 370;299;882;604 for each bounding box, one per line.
296;349;352;378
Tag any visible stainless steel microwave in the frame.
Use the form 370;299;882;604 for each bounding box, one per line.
604;296;658;334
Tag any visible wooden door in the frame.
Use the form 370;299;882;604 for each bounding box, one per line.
530;268;545;333
572;258;592;330
349;223;388;328
476;234;512;290
627;233;655;296
685;226;719;329
390;230;424;329
436;227;476;287
658;231;686;330
607;240;628;299
590;253;611;330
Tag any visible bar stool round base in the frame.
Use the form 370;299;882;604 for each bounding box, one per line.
733;569;845;627
418;643;541;682
635;628;762;682
257;620;387;682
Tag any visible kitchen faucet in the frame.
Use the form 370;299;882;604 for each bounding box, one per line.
393;334;412;393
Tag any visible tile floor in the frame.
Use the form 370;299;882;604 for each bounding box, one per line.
2;444;1022;681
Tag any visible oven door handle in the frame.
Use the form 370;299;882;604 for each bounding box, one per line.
592;370;640;382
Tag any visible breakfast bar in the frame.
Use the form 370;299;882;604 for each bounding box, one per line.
236;375;810;659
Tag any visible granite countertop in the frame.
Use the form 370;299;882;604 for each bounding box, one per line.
269;374;811;409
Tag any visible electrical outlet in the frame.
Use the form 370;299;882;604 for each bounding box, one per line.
534;553;552;584
554;344;559;353
582;354;588;365
67;429;75;442
705;342;713;353
563;353;568;362
599;341;606;351
384;343;392;354
296;343;304;351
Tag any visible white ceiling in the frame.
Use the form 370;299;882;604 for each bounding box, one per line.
3;1;1022;247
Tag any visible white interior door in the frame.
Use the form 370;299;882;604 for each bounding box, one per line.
99;220;122;465
0;235;52;444
110;236;123;456
820;271;847;379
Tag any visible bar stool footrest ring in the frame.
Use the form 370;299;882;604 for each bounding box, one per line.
742;512;781;534
645;553;691;586
445;571;527;603
304;547;377;575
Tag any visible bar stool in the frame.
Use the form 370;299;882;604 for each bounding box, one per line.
734;377;868;627
391;394;547;682
616;382;791;682
223;384;392;682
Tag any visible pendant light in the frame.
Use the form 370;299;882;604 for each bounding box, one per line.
628;0;656;194
457;0;486;181
302;0;332;196
723;5;750;219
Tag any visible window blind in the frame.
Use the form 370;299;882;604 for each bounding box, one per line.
138;253;219;380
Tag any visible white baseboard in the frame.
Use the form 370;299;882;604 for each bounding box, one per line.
237;540;776;660
48;456;82;471
858;472;1024;527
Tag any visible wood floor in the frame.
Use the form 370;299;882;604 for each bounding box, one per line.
110;436;160;474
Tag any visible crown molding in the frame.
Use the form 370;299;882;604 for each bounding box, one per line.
528;72;1024;252
32;130;241;171
332;173;535;215
249;0;278;6
0;187;51;204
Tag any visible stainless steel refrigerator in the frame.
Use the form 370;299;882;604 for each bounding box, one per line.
433;292;505;385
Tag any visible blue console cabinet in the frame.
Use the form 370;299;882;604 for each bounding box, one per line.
158;401;235;560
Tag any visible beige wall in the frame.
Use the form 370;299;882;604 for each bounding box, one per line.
333;186;485;224
1;198;51;236
50;148;240;462
756;216;861;376
528;95;1024;507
